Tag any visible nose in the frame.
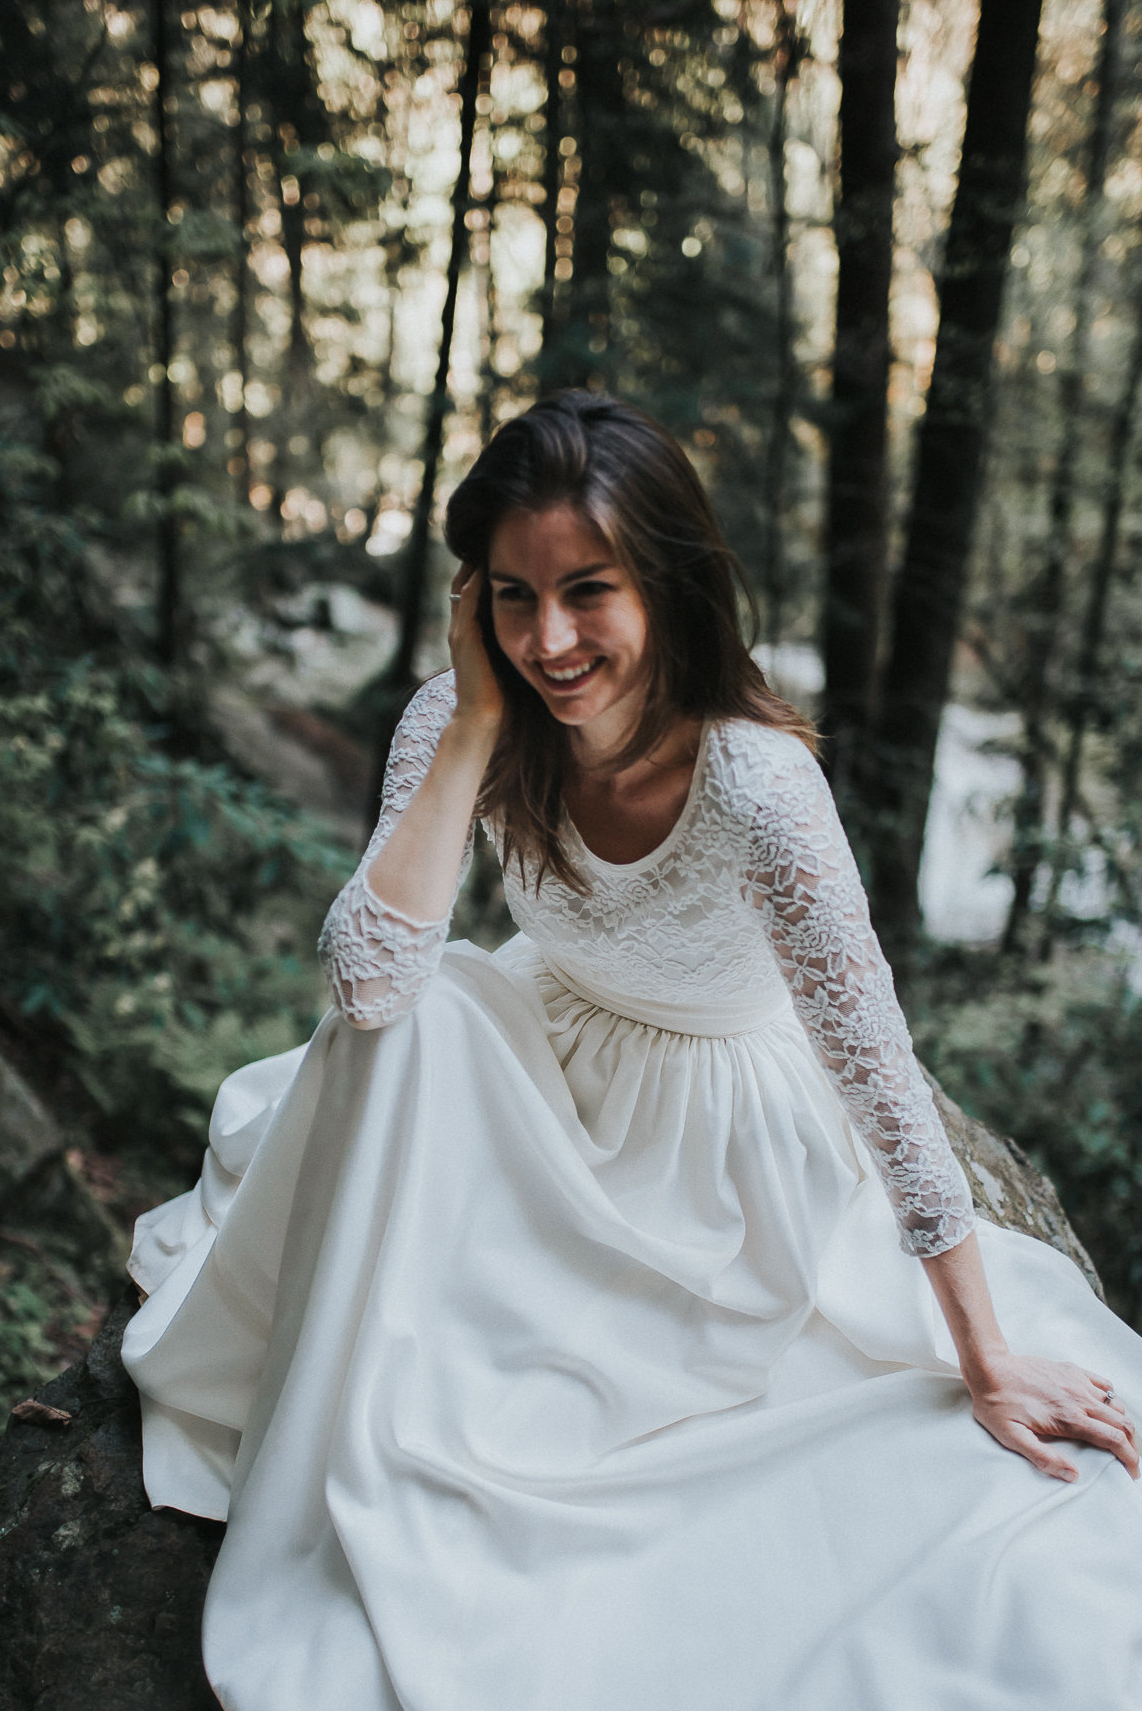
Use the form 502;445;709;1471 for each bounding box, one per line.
533;596;578;659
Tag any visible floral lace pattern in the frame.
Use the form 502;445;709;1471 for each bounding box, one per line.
318;673;974;1257
316;675;472;1025
725;726;976;1257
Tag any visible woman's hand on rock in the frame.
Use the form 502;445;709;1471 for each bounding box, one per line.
448;564;504;738
966;1352;1139;1482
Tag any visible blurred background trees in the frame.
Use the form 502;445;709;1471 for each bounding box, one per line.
4;0;1142;1401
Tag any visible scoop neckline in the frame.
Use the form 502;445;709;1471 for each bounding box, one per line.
562;719;713;875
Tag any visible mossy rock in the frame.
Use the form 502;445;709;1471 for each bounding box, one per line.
0;1295;223;1711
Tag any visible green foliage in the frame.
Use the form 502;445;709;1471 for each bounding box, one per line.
0;661;350;1138
0;436;354;1153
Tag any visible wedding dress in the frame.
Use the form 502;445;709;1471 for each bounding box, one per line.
123;673;1142;1711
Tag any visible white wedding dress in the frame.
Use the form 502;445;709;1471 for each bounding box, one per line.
123;674;1142;1711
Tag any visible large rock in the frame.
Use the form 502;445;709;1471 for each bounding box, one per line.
0;1075;1108;1708
925;1069;1104;1298
0;1296;223;1711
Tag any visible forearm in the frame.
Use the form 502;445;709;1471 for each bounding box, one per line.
365;713;497;922
920;1231;1009;1386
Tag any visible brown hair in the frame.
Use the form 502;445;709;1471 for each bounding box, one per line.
444;391;816;892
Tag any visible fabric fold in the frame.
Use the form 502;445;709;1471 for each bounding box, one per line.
124;941;1142;1711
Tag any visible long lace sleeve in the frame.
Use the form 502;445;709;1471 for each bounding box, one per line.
736;729;975;1258
317;672;473;1027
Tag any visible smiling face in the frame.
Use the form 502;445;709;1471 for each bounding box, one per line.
488;504;653;749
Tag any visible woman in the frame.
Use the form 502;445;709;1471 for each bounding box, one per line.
124;393;1142;1711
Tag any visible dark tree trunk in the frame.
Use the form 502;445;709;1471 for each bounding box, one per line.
1039;272;1142;952
153;0;181;668
539;3;565;368
476;55;499;450
1002;0;1124;954
477;178;499;449
820;0;899;811
558;0;624;391
269;0;322;382
866;0;1045;970
365;0;492;815
760;1;803;650
231;0;252;504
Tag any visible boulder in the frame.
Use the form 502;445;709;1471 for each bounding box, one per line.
925;1069;1104;1298
0;1295;223;1711
0;1074;1109;1708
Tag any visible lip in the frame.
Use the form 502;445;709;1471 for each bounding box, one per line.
534;656;605;692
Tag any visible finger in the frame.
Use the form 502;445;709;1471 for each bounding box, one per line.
1064;1413;1141;1478
449;568;479;623
1086;1400;1134;1436
1083;1369;1115;1396
1005;1421;1078;1482
1090;1422;1141;1478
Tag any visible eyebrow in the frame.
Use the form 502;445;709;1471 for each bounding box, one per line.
487;562;614;587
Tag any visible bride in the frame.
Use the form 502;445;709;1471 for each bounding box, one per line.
124;392;1142;1711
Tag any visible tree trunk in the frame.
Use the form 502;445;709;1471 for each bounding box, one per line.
365;0;492;815
539;3;565;371
820;0;899;814
270;0;321;383
1002;0;1124;954
558;0;623;391
476;76;499;449
1039;272;1142;953
759;1;802;650
867;0;1045;971
153;0;181;668
231;0;252;505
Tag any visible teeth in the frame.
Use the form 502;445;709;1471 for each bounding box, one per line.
543;659;598;683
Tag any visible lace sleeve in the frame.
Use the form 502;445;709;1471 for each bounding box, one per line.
317;672;473;1028
736;728;975;1258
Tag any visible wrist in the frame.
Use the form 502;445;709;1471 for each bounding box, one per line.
443;709;500;760
959;1340;1012;1393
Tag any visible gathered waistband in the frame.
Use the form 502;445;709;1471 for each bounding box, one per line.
537;953;794;1039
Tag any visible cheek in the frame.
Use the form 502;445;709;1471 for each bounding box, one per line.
491;606;526;661
619;601;652;669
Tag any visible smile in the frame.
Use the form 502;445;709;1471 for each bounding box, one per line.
538;658;603;686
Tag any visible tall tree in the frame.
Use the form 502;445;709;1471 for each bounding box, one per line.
758;0;806;648
820;0;899;813
552;0;625;391
866;0;1046;969
1002;0;1125;953
1040;275;1142;952
231;0;253;505
539;3;567;366
264;0;326;382
153;0;181;667
366;0;492;805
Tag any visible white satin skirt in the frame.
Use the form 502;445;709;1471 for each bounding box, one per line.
122;938;1142;1711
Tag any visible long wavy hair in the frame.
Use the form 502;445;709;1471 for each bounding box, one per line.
443;391;816;892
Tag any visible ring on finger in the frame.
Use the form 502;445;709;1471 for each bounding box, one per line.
449;593;462;604
1104;1387;1116;1405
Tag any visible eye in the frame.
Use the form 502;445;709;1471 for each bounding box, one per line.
491;584;532;603
569;580;615;599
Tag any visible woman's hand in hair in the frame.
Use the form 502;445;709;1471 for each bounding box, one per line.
449;564;504;736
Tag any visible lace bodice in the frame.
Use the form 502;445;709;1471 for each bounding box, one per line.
318;674;974;1258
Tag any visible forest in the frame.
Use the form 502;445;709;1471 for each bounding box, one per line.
3;0;1142;1411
